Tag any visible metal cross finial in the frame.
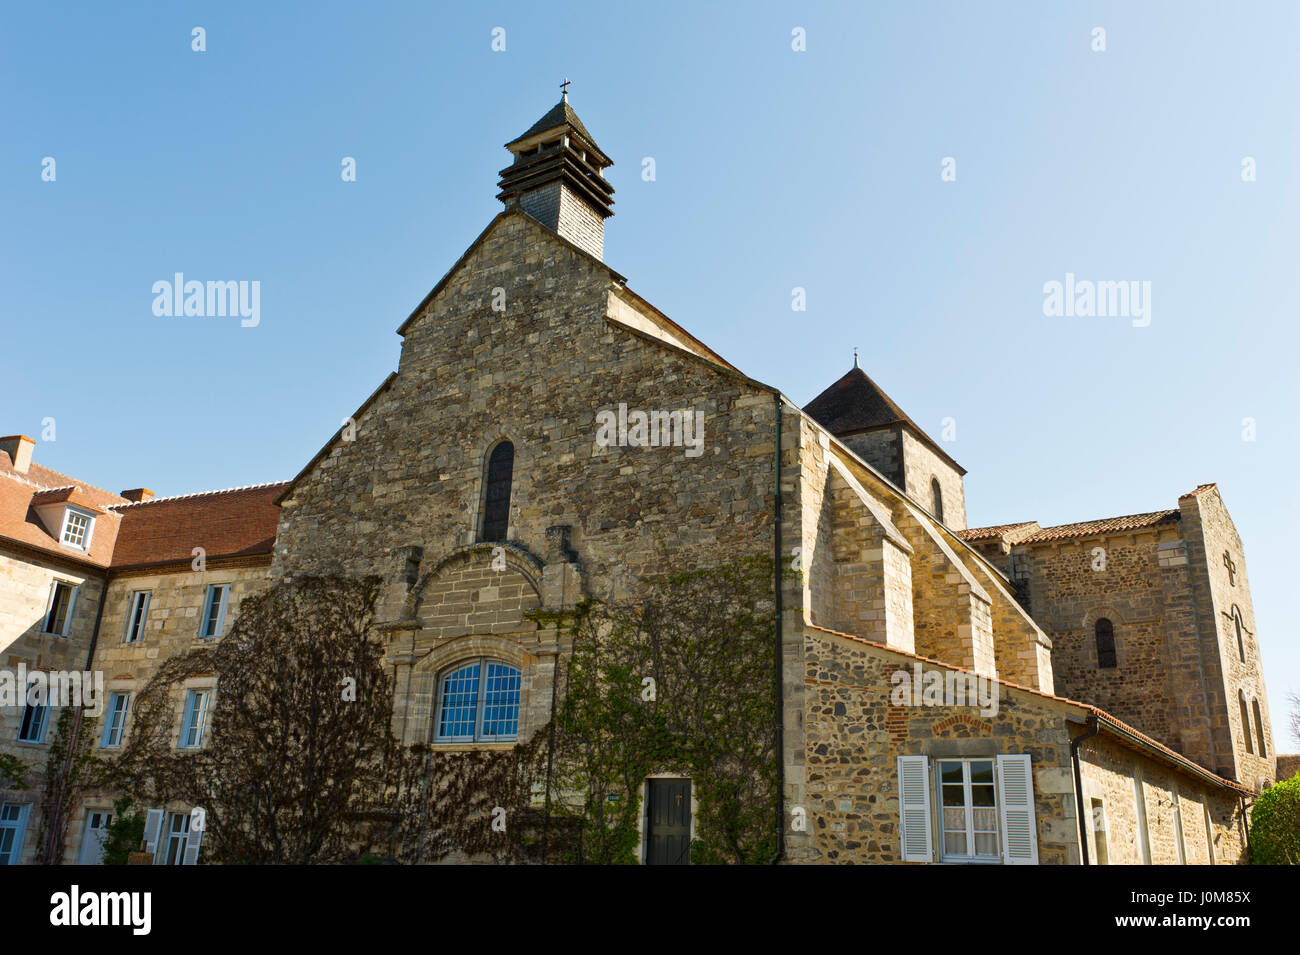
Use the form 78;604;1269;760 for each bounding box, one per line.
853;347;859;368
561;78;571;101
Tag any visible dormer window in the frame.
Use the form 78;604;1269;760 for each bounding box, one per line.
59;508;94;550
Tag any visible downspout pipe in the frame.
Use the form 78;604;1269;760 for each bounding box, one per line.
769;392;786;864
1070;714;1101;866
44;570;109;864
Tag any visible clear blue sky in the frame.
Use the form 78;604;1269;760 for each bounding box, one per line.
2;2;1295;744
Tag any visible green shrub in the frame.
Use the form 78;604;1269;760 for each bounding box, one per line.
1250;774;1300;865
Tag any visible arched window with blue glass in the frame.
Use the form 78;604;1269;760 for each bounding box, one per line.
435;658;522;742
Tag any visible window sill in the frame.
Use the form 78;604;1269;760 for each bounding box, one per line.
427;741;517;753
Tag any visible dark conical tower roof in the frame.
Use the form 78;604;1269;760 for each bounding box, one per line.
804;365;966;474
506;98;606;162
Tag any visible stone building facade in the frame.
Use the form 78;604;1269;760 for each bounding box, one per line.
0;94;1283;865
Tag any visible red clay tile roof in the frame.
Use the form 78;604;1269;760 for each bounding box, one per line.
961;510;1183;545
0;448;127;567
956;522;1040;543
108;482;288;569
0;441;288;570
1019;509;1181;543
803;366;966;475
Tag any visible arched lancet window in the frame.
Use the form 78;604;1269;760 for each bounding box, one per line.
480;440;514;542
1233;608;1246;663
930;478;944;524
435;659;521;742
1252;698;1267;757
1238;691;1253;755
1095;618;1116;669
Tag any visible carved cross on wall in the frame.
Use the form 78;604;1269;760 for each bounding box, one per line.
1223;551;1237;585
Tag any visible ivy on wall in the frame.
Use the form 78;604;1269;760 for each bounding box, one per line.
99;556;781;865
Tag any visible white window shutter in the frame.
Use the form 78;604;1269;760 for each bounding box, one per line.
142;809;164;856
182;821;204;866
997;754;1038;864
897;755;933;862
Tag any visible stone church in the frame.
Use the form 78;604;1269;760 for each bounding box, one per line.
0;94;1281;865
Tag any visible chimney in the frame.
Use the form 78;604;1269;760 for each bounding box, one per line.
0;435;35;474
498;89;614;260
120;488;155;503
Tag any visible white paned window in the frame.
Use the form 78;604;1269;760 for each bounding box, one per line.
179;689;212;749
60;508;94;549
17;699;50;743
124;591;151;643
156;812;190;865
0;804;31;865
43;581;78;636
200;585;230;638
937;758;1000;862
101;692;130;748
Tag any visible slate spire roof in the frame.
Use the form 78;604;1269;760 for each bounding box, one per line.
803;366;964;474
505;97;606;161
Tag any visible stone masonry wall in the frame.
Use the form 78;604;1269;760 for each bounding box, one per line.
801;627;1080;864
1019;529;1188;756
1180;489;1274;786
1077;734;1248;865
0;549;105;864
899;429;966;531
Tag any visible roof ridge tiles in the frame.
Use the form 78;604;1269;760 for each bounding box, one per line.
108;480;291;509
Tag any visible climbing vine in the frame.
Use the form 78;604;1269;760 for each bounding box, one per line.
111;556;782;864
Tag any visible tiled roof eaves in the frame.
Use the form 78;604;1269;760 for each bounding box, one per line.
1019;510;1181;544
805;624;1251;795
0;533;110;573
109;481;290;510
108;551;273;578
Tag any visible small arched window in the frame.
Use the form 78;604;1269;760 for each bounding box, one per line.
931;478;944;524
1095;618;1116;669
1238;691;1254;755
1252;698;1267;757
1233;608;1246;663
435;659;521;742
480;440;514;542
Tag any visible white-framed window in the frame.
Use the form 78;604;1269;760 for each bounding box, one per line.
101;692;130;748
0;803;32;865
156;812;189;865
937;758;1000;862
179;689;212;749
434;659;522;742
43;580;78;636
124;591;151;643
59;507;95;550
17;699;50;743
897;753;1038;864
200;584;230;638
